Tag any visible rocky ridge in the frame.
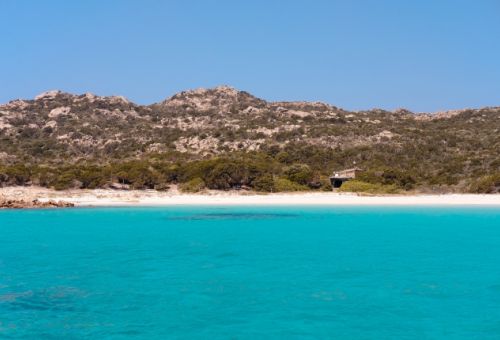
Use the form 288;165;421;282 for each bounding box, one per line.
0;85;498;162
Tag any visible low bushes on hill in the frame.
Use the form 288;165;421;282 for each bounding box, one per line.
252;174;275;192
179;177;205;193
0;146;497;194
469;173;500;193
338;180;400;194
273;178;309;192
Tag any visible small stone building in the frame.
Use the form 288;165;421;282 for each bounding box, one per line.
330;168;363;188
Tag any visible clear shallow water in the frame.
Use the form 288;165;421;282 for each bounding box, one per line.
1;206;500;339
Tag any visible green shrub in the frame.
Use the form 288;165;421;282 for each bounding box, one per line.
110;161;160;189
205;161;248;190
469;173;500;193
273;178;309;192
52;171;79;190
252;174;275;192
358;168;415;190
319;177;333;191
338;180;399;194
275;151;291;164
179;177;205;193
5;164;31;185
284;164;313;185
31;166;58;187
79;166;108;189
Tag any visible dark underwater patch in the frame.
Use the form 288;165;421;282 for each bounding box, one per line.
1;287;84;312
167;212;299;221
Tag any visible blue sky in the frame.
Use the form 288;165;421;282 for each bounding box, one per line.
1;0;499;112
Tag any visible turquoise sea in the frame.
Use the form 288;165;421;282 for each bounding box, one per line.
1;206;500;339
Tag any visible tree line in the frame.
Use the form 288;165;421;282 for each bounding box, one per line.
0;151;498;193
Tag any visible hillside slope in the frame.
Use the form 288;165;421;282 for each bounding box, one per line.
0;86;499;192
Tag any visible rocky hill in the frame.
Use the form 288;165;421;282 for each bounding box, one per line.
0;86;499;192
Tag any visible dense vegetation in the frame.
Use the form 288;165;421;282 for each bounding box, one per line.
0;149;498;193
0;87;498;193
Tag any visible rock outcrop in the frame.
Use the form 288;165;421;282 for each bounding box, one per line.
0;197;74;209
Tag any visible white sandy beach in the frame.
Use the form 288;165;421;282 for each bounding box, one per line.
1;186;499;206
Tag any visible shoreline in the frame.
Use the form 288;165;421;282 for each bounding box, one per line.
1;186;499;207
